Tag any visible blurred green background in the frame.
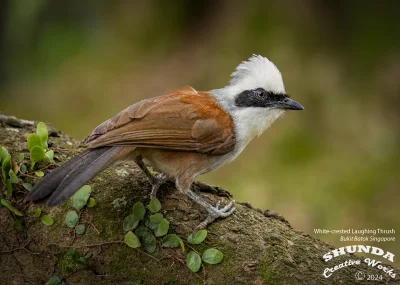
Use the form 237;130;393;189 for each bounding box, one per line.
1;0;399;263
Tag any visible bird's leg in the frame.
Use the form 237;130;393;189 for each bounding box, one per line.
186;189;235;232
135;159;167;199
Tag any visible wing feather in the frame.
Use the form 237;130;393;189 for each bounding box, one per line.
81;87;235;155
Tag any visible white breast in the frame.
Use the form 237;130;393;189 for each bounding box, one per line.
207;106;284;172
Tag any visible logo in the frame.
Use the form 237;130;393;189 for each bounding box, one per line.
321;245;396;279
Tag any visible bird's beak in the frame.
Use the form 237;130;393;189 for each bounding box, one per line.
274;98;304;110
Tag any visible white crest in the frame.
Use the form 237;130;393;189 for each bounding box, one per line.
229;55;285;94
210;55;287;163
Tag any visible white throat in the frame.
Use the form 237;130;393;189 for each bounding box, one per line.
211;88;284;152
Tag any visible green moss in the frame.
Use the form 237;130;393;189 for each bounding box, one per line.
57;251;76;274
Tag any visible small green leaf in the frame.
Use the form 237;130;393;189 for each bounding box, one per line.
30;145;45;163
65;210;79;228
16;153;25;163
0;147;4;162
1;153;11;181
35;170;44;177
72;185;91;210
1;199;23;216
0;147;10;163
186;251;202;272
145;219;159;231
27;134;42;151
13;219;24;230
34;208;42;218
162;234;182;250
45;275;63;285
87;198;96;208
75;224;86;235
22;182;33;191
44;150;54;163
150;213;163;223
202;248;224;264
132;201;146;220
124;231;141;248
6;179;13;197
36;122;49;149
123;214;139;231
187;229;207;245
149;198;161;213
142;231;157;253
135;226;147;237
155;218;169;237
8;170;19;184
20;164;27;174
41;215;54;226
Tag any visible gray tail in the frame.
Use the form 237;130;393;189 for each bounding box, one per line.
28;146;121;206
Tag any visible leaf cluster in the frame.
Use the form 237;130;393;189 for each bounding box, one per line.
122;198;224;273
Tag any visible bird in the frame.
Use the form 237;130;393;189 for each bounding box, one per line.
28;55;304;230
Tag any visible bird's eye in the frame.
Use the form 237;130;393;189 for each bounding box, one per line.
254;89;265;98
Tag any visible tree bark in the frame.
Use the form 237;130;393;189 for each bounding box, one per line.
0;114;398;285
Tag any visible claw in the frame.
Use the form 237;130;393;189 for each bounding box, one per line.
220;200;235;212
193;199;236;231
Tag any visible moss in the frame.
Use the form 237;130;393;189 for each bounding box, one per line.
57;251;76;274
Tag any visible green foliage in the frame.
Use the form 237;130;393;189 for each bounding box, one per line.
75;224;86;235
36;122;49;149
22;182;32;191
35;170;44;177
149;198;161;213
134;226;147;237
186;251;202;272
202;248;223;264
145;218;159;231
27;134;41;151
9;170;19;184
44;150;54;163
87;198;96;208
41;215;54;226
20;164;27;174
13;219;24;230
120;198;224;273
16;153;24;163
45;276;65;285
150;213;163;223
27;122;53;169
1;147;11;181
123;214;139;232
30;145;45;166
132;201;146;220
187;229;207;245
72;185;91;210
162;234;185;252
68;249;87;269
124;231;141;248
154;218;169;237
142;231;157;253
65;210;79;228
34;208;42;218
1;199;23;216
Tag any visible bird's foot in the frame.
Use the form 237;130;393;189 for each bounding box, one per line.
150;173;167;199
194;199;236;232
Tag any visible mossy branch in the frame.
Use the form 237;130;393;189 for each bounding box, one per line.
0;114;399;285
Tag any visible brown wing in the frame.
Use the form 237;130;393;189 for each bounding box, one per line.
80;87;235;155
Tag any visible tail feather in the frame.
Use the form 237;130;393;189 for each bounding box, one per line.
46;147;121;206
28;146;121;206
